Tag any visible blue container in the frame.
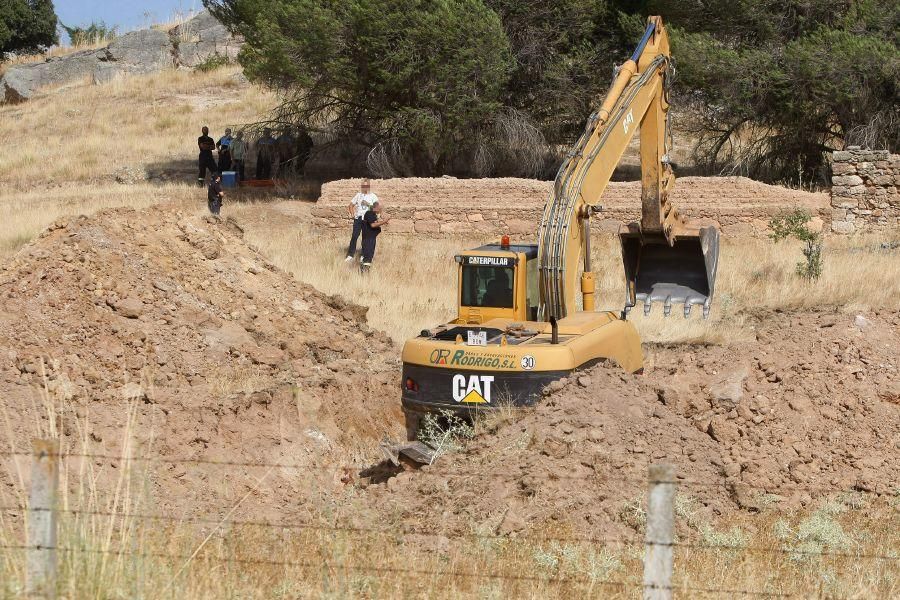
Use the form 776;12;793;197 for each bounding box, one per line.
221;171;237;188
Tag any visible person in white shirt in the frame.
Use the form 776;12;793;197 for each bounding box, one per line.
346;178;378;261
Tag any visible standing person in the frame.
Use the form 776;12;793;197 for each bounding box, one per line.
256;128;276;179
197;126;217;186
217;127;233;172
275;127;295;176
345;178;378;262
208;172;224;215
295;126;314;177
230;130;247;181
361;200;390;271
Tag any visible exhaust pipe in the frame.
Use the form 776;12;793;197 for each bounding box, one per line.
550;317;559;344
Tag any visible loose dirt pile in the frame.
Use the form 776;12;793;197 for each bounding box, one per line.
314;176;829;236
367;311;899;538
0;207;402;519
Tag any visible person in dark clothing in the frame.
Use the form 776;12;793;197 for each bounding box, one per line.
360;201;390;270
197;126;217;186
208;172;224;215
217;127;233;172
295;127;314;177
345;179;378;262
275;127;295;176
256;128;276;179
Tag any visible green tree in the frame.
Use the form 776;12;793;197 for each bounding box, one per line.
651;0;899;184
485;0;633;146
206;0;516;176
0;0;58;60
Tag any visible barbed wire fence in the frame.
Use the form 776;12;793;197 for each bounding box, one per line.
0;441;897;599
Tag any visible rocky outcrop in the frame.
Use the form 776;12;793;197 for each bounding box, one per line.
171;10;242;68
1;11;241;103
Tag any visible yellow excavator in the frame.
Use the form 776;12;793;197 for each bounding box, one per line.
396;16;719;443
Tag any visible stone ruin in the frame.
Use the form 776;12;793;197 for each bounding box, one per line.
830;147;900;234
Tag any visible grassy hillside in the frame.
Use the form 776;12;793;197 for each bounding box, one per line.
0;66;274;189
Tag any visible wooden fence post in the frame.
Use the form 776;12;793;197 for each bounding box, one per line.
26;439;58;599
643;463;676;600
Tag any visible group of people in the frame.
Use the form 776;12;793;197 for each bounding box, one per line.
197;125;314;187
200;130;390;270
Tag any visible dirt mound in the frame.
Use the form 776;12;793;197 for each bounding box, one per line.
0;207;402;519
367;311;899;537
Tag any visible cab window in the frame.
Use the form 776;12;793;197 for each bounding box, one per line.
462;266;514;308
525;258;539;320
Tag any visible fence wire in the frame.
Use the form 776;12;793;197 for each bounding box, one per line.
0;542;797;597
0;505;896;562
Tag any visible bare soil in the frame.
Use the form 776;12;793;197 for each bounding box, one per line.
366;311;900;538
0;207;402;520
0;205;897;539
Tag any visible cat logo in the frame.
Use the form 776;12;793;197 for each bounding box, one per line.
622;109;634;134
452;374;494;404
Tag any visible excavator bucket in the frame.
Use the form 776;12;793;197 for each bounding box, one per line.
620;226;719;318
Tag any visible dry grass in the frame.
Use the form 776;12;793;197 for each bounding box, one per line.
228;203;900;345
0;66;275;189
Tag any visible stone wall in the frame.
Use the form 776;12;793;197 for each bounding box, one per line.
313;176;829;238
830;147;900;234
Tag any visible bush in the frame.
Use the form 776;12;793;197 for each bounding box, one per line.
417;409;474;460
61;20;117;48
194;52;232;72
769;209;823;280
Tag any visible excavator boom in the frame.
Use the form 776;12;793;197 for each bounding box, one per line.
538;16;719;319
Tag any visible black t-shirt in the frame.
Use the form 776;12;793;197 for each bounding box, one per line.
208;181;223;203
198;135;215;155
362;210;381;237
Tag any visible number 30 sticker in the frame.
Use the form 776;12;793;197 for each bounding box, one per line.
521;355;536;371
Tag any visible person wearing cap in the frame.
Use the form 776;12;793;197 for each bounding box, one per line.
197;126;217;186
217;128;234;172
208;172;224;215
360;200;390;270
346;178;378;262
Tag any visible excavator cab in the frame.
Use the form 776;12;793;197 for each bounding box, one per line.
456;240;540;324
620;227;719;318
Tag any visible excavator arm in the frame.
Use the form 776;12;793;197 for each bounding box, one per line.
538;16;719;320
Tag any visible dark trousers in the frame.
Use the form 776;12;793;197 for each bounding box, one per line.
208;199;221;215
232;159;245;181
361;234;378;263
218;154;232;172
198;152;218;182
256;155;272;179
347;217;364;257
